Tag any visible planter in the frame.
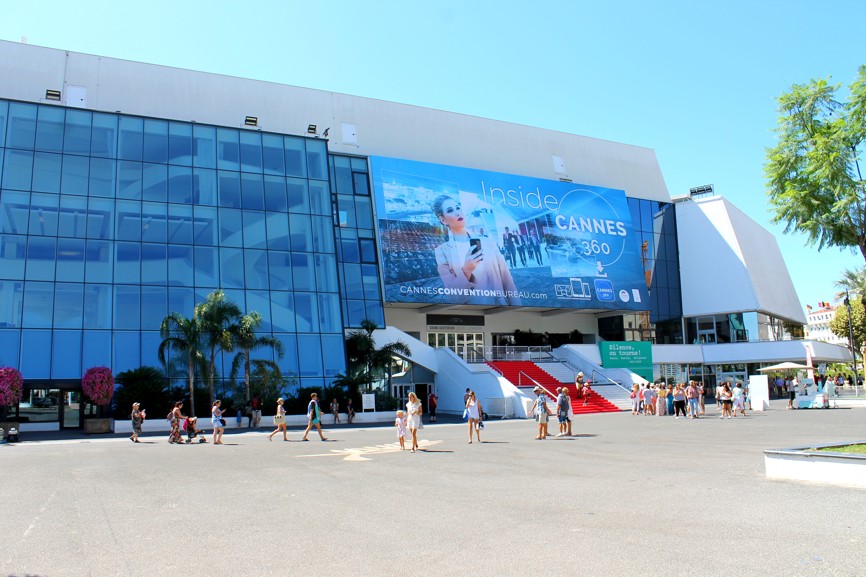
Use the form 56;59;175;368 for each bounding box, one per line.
83;418;114;434
765;441;866;488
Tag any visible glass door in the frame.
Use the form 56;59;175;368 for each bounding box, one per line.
60;390;82;429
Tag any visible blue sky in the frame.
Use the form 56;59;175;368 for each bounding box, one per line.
3;0;866;313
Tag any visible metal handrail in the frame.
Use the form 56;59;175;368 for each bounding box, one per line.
516;370;543;389
557;357;631;394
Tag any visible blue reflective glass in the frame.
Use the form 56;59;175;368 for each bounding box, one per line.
168;122;193;166
355;196;373;230
362;264;380;300
141;243;167;285
239;131;262;173
167;245;194;286
291;253;313;291
168;203;193;244
353;171;370;195
21;330;51;378
318;293;341;333
264;175;287;212
333;156;352;194
218;171;241;208
246;290;271;331
193;246;219;287
0;235;26;279
2;150;34;191
311;216;335;254
219;208;243;247
83;284;112;329
284;137;306;178
60;154;88;195
219;247;245;288
262;134;285;175
270;291;295;332
87;197;114;240
241;173;264;210
350;157;367;172
63;110;92;155
0;281;24;327
114;285;141;329
193;205;218;245
0;100;9;148
56;238;85;282
117;160;142;199
141;202;167;243
309;181;330;216
315;254;338;292
266;212;289;250
346;300;366;326
141;286;167;330
118;116;144;161
243;249;269;289
142;162;168;202
53;283;83;329
297;334;322;377
242;210;266;248
91;113;117;158
23;281;54;327
337;195;356;228
267;251;293;290
359;238;377;263
142;119;168;164
365;301;384;326
58;195;87;238
274;333;298;375
113;331;140;374
82;330;111;368
286;178;309;213
168;287;195;318
342;263;363;298
193;168;217;205
169;165;193;204
294;293;319;333
321;334;345;377
115;200;141;241
141;331;161;368
25;236;56;281
192;124;217;168
289;214;311;252
32;152;62;193
0;191;29;234
0;329;21;368
306;139;327;180
114;242;141;284
85;240;113;283
7;102;37;150
217;128;239;170
29;193;59;237
35;105;65;152
88;158;115;197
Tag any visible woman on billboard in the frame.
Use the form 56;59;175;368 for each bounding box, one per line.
431;195;521;305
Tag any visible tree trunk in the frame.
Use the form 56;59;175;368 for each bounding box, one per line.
187;357;196;417
245;353;251;402
208;345;216;408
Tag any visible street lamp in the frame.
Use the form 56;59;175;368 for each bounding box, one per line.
845;291;860;396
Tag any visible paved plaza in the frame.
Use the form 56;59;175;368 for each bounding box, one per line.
2;401;865;577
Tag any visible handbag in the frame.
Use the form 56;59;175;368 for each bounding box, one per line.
274;414;285;425
219;418;227;427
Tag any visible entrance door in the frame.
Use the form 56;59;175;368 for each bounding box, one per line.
60;390;83;429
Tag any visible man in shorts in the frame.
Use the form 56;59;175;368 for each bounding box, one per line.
555;387;569;437
530;386;551;440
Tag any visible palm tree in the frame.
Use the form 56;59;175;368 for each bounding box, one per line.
195;289;242;407
835;267;866;306
343;319;411;392
158;312;202;416
230;311;284;402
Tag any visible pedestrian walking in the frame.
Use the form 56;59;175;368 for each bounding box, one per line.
406;392;423;452
130;402;144;443
466;391;482;444
211;400;225;444
302;393;328;441
330;398;341;424
168;401;186;444
268;398;288;441
529;386;551;439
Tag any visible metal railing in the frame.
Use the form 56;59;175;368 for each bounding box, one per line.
459;345;555;363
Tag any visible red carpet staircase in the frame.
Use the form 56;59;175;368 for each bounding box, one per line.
488;361;621;414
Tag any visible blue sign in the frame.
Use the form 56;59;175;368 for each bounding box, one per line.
370;157;649;310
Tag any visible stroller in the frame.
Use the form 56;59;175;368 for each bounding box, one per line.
184;417;208;444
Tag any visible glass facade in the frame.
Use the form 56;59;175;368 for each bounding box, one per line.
0;99;347;395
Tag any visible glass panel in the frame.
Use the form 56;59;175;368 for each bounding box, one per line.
56;238;85;282
294;293;319;333
141;201;167;243
168;287;195;318
219;247;245;288
168;203;193;244
140;330;162;369
20;330;51;378
346;300;366;327
82;330;111;369
264;175;287;212
194;246;219;287
25;236;56;281
142;162;168;202
246;290;271;331
2;150;34;191
29;193;60;237
353;171;370;195
262;133;285;175
23;281;54;327
267;251;293;290
297;334;322;377
315;253;338;292
118;116;144;161
309;181;330;216
89;157;118;196
167;244;194;286
241;173;264;210
192;124;216;168
115;200;141;241
218;170;241;208
63;110;92;155
60;154;89;196
0;280;24;327
113;332;140;374
58;195;87;238
87;197;114;240
85;240;113;283
168;165;193;204
359;238;377;263
291;253;314;291
83;284;112;329
219;208;243;247
242;210;266;248
114;285;141;329
32;151;63;193
244;249;269;289
0;190;30;234
275;333;298;375
193;205;218;245
333;156;352;193
0;234;26;279
311;215;335;254
284;137;306;177
270;291;295;332
53;283;84;328
117;160;142;199
239;130;263;172
0;100;7;149
217;128;240;170
306;138;327;180
167;122;193;166
318;293;341;333
35;105;65;152
193;167;217;205
321;334;345;376
141;243;167;285
289;214;311;252
114;242;141;284
266;212;289;250
362;264;380;299
91;113;117;158
286;177;309;213
0;329;21;367
7;102;37;150
355;196;373;229
141;286;167;330
342;263;363;298
142;119;168;164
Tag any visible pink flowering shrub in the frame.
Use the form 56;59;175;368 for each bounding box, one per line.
0;367;24;407
82;366;114;406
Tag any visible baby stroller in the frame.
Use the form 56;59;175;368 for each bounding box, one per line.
184;417;208;444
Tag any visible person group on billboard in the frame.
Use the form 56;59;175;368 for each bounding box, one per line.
371;157;649;311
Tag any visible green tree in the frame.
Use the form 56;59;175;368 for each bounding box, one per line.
830;298;866;353
765;65;866;261
112;366;172;419
195;289;242;408
230;311;284;402
340;319;411;394
158;312;203;416
835;266;866;307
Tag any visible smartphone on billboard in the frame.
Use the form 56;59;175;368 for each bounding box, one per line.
470;238;482;255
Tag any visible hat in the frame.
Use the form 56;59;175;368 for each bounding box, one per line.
577;372;584;377
533;386;542;392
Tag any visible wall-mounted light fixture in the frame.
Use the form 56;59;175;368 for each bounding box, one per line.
244;116;258;127
45;89;61;101
307;124;317;135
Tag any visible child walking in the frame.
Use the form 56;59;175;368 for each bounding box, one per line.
395;410;408;450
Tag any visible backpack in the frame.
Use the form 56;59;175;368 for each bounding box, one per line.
167;411;173;422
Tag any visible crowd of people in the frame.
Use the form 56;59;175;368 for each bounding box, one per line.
628;380;750;419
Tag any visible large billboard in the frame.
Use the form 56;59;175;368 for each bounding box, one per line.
371;157;649;310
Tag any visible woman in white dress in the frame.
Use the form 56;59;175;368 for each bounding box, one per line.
268;398;287;441
406;392;423;453
465;391;483;443
211;400;224;445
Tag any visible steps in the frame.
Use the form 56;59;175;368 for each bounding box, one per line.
488;361;621;414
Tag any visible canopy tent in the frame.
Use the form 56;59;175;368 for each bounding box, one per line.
757;362;811;372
